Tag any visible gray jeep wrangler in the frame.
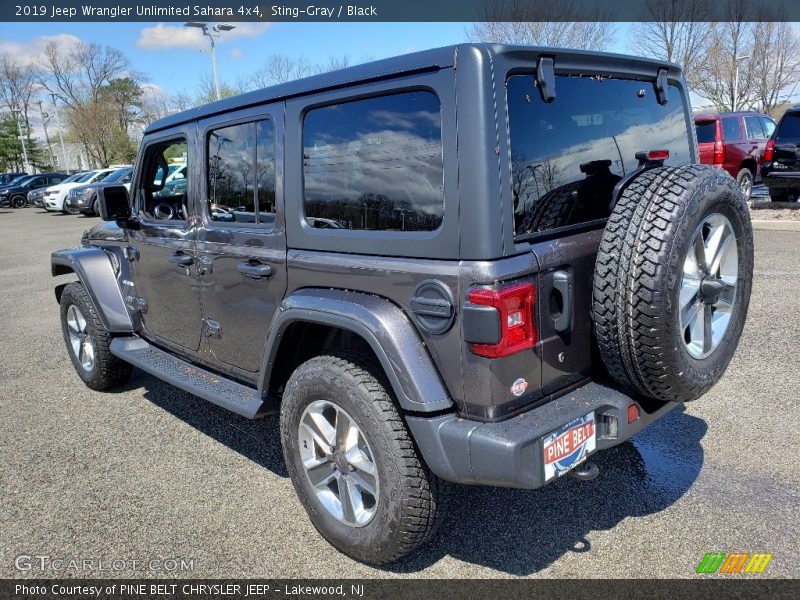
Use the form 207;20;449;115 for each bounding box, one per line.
52;44;753;564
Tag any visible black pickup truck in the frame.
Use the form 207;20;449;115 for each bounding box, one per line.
52;44;753;564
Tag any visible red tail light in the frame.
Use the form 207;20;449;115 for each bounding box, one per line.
764;138;775;162
713;140;725;165
467;282;536;358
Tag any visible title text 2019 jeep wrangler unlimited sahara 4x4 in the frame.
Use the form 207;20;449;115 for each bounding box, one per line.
52;44;753;564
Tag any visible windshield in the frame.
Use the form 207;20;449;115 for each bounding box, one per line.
507;74;691;237
93;170;113;183
104;168;131;183
5;175;28;186
77;171;97;183
15;175;38;186
61;172;84;184
695;121;717;144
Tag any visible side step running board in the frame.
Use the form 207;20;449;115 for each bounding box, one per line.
110;336;265;419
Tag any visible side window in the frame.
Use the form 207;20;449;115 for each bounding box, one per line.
136;138;188;221
721;117;742;141
761;117;776;138
303;90;444;232
744;116;765;139
207;119;275;226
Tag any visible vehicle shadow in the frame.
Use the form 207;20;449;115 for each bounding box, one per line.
389;405;706;575
129;370;287;476
128;370;704;575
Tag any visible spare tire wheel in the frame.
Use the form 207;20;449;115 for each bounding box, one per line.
592;164;753;402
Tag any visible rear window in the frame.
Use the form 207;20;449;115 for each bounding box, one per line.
507;75;691;237
776;113;800;141
721;117;741;141
695;120;717;144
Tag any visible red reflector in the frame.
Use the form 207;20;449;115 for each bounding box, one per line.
627;403;640;424
764;138;775;162
713;140;725;165
468;282;536;358
647;149;670;161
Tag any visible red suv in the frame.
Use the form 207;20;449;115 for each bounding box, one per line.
694;111;776;198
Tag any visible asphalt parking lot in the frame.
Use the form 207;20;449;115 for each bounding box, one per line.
1;208;798;579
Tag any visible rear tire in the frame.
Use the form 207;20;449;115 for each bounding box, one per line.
60;282;133;391
280;354;447;564
735;168;753;200
593;165;753;402
769;189;790;202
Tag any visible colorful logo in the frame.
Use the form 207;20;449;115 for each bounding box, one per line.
696;552;773;574
543;413;596;481
510;377;528;396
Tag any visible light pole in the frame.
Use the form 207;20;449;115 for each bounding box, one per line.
732;54;750;112
10;108;31;173
50;94;69;172
185;22;236;101
38;100;56;169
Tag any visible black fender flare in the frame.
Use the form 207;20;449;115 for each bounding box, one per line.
51;247;134;333
261;288;452;413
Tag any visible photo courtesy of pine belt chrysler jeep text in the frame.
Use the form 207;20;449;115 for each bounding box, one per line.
52;44;753;564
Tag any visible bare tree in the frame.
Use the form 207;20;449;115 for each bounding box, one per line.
38;40;130;108
241;53;367;93
66;99;122;167
0;54;38;138
751;16;800;115
242;54;315;90
692;0;757;111
468;0;616;51
628;0;710;88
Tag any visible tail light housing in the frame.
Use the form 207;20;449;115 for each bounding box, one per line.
467;282;536;358
713;140;726;165
764;138;775;162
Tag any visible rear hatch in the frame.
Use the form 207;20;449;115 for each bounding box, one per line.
505;68;694;399
695;118;719;165
773;111;800;170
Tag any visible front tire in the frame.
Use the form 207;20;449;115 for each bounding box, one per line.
11;195;26;208
60;282;132;391
280;354;447;564
593;165;753;402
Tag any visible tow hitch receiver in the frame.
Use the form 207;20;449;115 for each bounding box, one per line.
570;461;599;481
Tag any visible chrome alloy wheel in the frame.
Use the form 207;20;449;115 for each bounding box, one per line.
298;400;378;527
66;305;96;372
679;213;738;359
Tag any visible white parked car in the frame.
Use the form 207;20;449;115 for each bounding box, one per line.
43;168;116;213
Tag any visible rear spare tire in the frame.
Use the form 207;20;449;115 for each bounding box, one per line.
593;164;753;402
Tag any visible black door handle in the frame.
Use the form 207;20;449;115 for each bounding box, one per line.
168;253;193;266
237;261;272;279
552;270;573;333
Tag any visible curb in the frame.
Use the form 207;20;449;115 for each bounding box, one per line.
751;220;800;232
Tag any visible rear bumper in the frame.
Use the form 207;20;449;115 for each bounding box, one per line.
762;171;800;189
407;381;678;489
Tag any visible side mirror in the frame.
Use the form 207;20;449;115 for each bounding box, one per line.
97;185;131;222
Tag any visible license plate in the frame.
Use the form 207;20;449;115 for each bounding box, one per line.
543;412;596;482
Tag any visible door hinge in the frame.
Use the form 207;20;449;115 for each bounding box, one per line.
203;318;222;339
132;297;147;313
124;246;140;262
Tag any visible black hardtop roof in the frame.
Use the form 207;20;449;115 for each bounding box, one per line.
145;43;681;134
